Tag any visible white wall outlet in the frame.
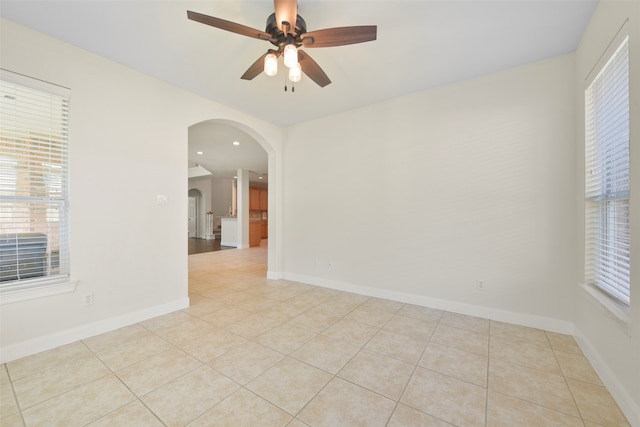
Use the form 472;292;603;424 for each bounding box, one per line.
476;280;485;290
84;293;93;305
156;195;168;205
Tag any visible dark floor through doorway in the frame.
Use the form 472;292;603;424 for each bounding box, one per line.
188;238;234;255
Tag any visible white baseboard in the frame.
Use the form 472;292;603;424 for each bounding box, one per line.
267;270;284;280
573;328;640;427
283;272;574;334
0;297;189;364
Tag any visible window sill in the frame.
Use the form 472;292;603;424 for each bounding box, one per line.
0;277;78;305
579;283;631;335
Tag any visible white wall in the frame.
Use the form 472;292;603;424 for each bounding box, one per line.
188;176;234;233
0;19;283;362
573;1;640;423
283;54;576;330
211;177;234;227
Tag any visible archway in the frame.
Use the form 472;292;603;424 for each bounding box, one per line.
186;119;278;275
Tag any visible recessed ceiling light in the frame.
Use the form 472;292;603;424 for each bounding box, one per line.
232;141;240;146
233;176;237;179
196;151;203;155
258;176;263;179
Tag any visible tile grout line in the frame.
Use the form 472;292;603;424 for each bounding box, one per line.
11;341;136;425
191;286;354;423
79;336;172;427
103;317;265;425
486;325;594;423
485;321;493;427
157;290;482;425
2;362;28;427
136;318;257;426
250;293;374;422
547;331;587;426
383;310;451;427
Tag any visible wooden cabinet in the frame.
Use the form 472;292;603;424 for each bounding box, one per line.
249;221;262;247
250;187;261;210
261;220;268;239
250;187;268;211
259;188;268;210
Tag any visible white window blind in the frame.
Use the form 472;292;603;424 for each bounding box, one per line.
584;35;630;307
0;70;70;288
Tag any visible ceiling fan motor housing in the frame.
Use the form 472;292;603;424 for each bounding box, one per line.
265;13;307;49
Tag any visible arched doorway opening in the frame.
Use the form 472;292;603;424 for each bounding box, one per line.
186;118;277;275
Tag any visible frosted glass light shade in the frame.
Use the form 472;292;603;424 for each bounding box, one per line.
264;53;278;76
283;44;298;68
289;62;302;82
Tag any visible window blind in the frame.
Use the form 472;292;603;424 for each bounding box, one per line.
0;70;70;286
584;36;630;306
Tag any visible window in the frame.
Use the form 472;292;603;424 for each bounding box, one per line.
584;34;630;309
0;70;75;303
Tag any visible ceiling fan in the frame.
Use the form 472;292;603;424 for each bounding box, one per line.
187;0;377;89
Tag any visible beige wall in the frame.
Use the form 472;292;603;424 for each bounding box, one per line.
283;54;576;328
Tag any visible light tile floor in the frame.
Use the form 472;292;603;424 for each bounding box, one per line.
0;242;631;426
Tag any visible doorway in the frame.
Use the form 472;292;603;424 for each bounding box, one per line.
186;119;276;275
188;189;203;238
188;197;197;238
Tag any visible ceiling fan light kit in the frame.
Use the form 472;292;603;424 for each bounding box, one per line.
283;43;298;69
288;62;302;83
187;0;377;90
264;53;278;76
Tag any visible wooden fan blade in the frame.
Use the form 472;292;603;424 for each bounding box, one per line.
274;0;297;35
302;26;377;48
187;10;272;41
241;53;269;80
298;50;331;87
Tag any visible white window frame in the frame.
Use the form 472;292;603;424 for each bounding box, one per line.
583;23;630;325
0;70;76;304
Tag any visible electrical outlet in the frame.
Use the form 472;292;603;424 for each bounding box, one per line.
476;280;485;290
84;293;93;305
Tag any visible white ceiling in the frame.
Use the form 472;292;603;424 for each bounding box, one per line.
188;121;268;183
0;0;597;183
1;0;597;127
